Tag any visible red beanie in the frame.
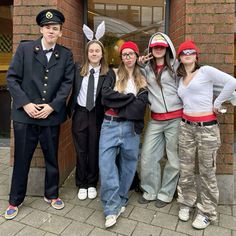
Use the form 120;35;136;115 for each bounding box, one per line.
119;41;139;56
177;40;200;57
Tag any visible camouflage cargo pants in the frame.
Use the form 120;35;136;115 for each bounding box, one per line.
177;121;221;221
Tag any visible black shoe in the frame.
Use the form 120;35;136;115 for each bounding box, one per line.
138;196;153;204
155;199;168;208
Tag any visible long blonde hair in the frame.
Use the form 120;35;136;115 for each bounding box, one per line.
115;61;147;93
80;40;108;76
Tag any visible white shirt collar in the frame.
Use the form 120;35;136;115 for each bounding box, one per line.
89;64;101;74
41;38;56;51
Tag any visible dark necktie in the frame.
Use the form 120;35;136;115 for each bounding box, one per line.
43;48;53;54
86;68;95;111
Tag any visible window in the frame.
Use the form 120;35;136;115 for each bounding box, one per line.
87;0;166;67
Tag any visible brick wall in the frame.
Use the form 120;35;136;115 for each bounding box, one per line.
169;0;235;175
11;0;84;183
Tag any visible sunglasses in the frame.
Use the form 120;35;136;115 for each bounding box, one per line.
121;52;136;59
180;49;197;56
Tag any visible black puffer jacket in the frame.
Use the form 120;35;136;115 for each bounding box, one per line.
102;69;148;134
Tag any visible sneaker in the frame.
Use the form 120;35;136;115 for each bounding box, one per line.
4;205;19;220
138;196;153;204
44;197;65;210
105;206;126;228
192;214;210;229
155;199;168;208
78;188;87;200
178;207;190;221
105;215;117;228
88;187;97;199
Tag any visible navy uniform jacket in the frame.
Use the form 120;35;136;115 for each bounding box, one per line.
67;63;108;128
7;37;74;126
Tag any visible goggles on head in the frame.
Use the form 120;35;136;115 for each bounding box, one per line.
180;49;197;56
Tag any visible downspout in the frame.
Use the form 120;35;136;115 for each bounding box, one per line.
165;0;170;34
83;0;88;45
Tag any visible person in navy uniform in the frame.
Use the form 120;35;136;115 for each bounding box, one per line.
5;9;74;220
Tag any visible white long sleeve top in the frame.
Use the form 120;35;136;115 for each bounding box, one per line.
178;65;236;113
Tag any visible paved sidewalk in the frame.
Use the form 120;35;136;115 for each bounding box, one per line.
0;147;236;236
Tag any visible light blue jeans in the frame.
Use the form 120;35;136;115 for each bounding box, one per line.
140;118;181;202
99;119;140;216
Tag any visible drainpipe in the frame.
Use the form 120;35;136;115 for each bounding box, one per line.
165;0;170;34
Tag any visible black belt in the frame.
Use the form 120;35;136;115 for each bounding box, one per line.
104;114;126;122
182;118;218;127
75;104;88;112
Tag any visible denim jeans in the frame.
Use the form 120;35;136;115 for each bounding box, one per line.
99;119;140;216
140;118;180;202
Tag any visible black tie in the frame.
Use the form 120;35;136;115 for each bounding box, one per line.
43;48;53;54
86;68;95;111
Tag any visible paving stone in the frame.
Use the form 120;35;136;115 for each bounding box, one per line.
44;233;57;236
169;201;179;216
89;227;117;236
129;206;156;223
0;216;6;224
0;164;8;171
161;229;188;236
132;222;162;236
217;205;232;215
108;217;137;236
204;225;231;236
63;174;76;187
23;196;37;206
87;198;103;211
46;202;74;216
151;212;178;231
14;206;34;221
59;187;77;200
15;226;46;236
0;220;25;236
61;221;93;236
128;192;147;208
30;198;51;211
233;230;236;236
20;210;53;228
0;184;9;196
122;204;134;218
0;174;8;184
176;220;203;236
40;214;72;234
65;205;94;222
67;195;91;207
219;213;236;230
85;210;105;228
0;199;9;215
1;167;10;175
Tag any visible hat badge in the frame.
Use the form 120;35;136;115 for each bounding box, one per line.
46;11;53;19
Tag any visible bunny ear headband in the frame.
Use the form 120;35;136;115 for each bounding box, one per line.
83;21;105;41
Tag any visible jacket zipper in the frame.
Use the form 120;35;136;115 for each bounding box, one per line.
160;87;168;112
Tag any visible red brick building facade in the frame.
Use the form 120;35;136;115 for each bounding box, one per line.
8;0;235;202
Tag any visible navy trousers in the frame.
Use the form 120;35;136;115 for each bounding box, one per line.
9;121;60;206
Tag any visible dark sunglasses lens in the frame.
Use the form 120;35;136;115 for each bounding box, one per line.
181;49;196;55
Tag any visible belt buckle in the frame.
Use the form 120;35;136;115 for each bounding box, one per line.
192;121;199;126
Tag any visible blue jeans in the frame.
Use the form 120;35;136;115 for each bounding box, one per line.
99;119;140;216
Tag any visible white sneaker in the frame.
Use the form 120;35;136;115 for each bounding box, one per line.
192;214;210;229
105;206;126;228
178;207;190;221
105;215;117;228
78;188;87;200
88;187;97;199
